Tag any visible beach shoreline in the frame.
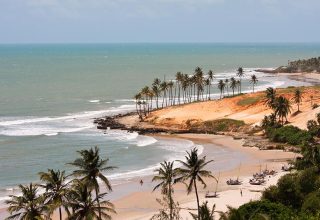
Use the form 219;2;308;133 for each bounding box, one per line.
110;133;296;220
1;71;318;219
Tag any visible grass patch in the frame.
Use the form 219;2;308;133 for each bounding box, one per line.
237;96;262;106
190;119;245;133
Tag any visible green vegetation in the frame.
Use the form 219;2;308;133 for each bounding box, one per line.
222;86;320;220
151;161;180;220
276;57;320;73
5;147;116;220
237;96;261;106
236;200;295;219
189;119;245;133
266;125;313;146
175;148;215;218
135;66;257;120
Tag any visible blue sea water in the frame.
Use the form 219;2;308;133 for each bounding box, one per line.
0;43;319;203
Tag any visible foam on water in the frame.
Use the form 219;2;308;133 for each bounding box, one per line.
89;99;100;103
0;104;136;137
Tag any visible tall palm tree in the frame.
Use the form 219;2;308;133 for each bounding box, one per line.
236;67;244;94
152;161;178;220
134;93;142;118
224;79;229;97
264;87;277;109
236;80;241;94
218;80;226;99
250;75;258;93
204;78;211;101
175;148;215;219
38;169;69;220
195;67;204;101
141;86;151;115
292;88;303;112
274;96;292;124
6;183;46;220
207;70;214;100
230;77;237;96
160;81;168;108
168;81;174;106
175;72;182;105
68;146;117;220
152;78;161;109
67;180;115;220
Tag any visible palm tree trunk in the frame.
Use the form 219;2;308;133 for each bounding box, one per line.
156;95;159;109
59;207;62;220
178;85;181;105
194;179;200;219
169;185;173;220
174;86;177;105
95;186;102;220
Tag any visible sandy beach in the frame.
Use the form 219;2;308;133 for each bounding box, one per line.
110;134;296;220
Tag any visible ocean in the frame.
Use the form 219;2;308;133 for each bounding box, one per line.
0;43;319;204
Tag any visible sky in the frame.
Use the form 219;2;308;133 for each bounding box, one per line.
0;0;319;43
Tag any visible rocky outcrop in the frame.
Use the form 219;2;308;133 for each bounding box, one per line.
94;116;126;130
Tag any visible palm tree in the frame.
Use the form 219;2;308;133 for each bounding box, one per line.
190;202;215;220
160;81;168;108
218;80;226;99
236;80;241;94
6;183;46;220
134;93;142;119
175;72;182;105
195;67;204;101
175;148;215;219
141;86;151;115
225;79;229;96
230;77;237;96
67;180;115;220
38;169;69;220
292;88;303;112
204;78;211;101
274;96;292;124
68;146;117;220
250;75;258;93
152;161;178;220
168;81;174;106
152;78;161;109
236;67;244;93
264;87;277;109
207;70;214;100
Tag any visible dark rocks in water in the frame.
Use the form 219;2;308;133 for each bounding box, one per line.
95;116;126;130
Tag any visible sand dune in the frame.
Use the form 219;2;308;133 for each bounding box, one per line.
141;86;320;130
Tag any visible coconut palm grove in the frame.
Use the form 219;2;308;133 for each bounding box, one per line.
6;62;320;219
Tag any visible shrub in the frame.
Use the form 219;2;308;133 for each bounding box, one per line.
313;104;319;109
298;167;320;195
276;174;303;209
266;125;313;145
263;185;279;202
236;200;295;220
301;191;320;215
192;119;245;132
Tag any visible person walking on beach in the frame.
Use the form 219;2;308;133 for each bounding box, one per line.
140;179;144;186
240;188;243;197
